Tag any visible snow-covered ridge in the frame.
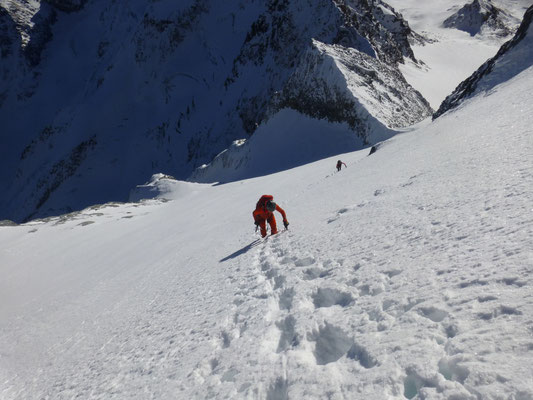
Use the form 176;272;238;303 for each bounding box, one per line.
434;4;533;118
274;39;431;132
128;173;193;203
222;0;431;135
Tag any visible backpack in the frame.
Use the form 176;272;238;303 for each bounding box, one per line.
256;195;274;210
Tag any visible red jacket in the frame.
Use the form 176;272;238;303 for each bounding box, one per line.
253;195;287;223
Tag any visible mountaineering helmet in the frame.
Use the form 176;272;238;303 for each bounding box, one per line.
266;200;276;212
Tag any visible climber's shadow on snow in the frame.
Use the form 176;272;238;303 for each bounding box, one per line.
219;239;262;262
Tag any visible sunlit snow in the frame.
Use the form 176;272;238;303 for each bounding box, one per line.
1;1;533;399
1;63;532;399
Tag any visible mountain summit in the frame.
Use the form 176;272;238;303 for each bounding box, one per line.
443;0;520;37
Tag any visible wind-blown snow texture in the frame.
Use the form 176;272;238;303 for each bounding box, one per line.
1;59;532;399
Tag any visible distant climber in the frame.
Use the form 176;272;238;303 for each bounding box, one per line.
336;160;347;171
253;195;289;238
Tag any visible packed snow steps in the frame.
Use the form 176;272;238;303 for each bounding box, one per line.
247;231;381;388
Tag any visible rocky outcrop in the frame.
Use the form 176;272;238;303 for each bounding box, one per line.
443;0;519;37
227;0;430;139
128;173;177;202
434;5;533;119
332;0;420;65
273;40;431;142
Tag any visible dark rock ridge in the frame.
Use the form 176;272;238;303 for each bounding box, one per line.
434;5;533;119
273;40;431;139
443;0;519;37
0;7;20;108
0;7;18;58
332;0;419;65
44;0;87;13
225;0;432;138
0;0;432;222
24;4;57;66
26;136;97;221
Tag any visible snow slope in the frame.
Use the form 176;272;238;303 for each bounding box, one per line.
1;60;532;399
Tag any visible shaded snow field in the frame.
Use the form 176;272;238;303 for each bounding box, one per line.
1;60;533;400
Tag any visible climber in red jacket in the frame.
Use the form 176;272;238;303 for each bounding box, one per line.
253;195;289;238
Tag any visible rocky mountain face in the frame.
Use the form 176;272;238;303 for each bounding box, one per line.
443;0;520;38
273;39;430;134
0;0;433;222
0;7;20;106
221;0;432;137
443;0;519;37
435;4;533;119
